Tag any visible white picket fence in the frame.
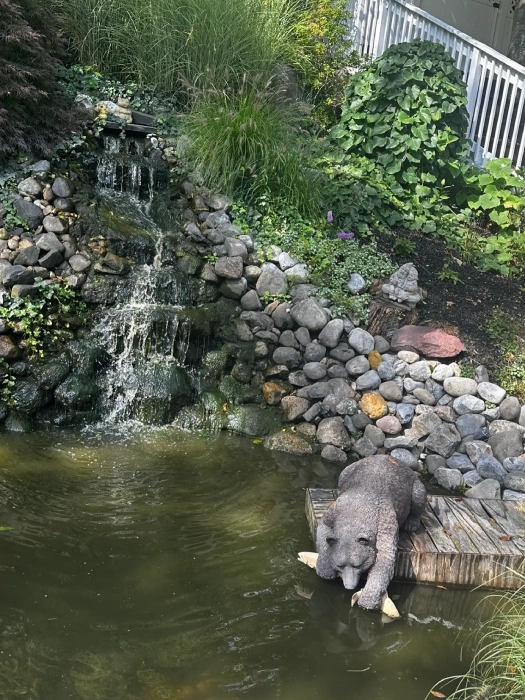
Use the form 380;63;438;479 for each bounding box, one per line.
350;0;525;168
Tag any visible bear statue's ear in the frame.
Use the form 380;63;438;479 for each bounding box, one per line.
323;505;337;528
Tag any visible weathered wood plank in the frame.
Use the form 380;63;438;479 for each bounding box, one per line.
304;489;525;590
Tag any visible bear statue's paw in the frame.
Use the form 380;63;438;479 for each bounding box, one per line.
402;515;422;533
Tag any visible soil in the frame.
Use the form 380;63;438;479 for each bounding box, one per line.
373;229;525;374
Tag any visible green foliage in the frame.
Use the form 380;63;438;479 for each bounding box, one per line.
233;196;394;319
486;310;525;401
181;83;321;216
0;280;86;359
260;292;290;305
332;40;470;187
437;263;462;285
0;359;16;406
293;0;361;130
464;158;525;230
393;238;416;256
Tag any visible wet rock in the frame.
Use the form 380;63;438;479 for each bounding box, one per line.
5;412;32;432
453;395;485;415
231;361;252;384
215;256;243;279
477;455;507;484
34;362;70;391
290;298;330;332
272;347;301;369
256;263;288;297
477;381;506;404
0;335;19;359
94;252;129;275
424;424;461;458
355;370;381;391
446;453;475;472
317;416;351;448
499;396;521;422
503;471;525;493
318;319;344;348
54;374;99;409
14;199;43;228
348;328;374;355
359;393;388;419
456;414;486;438
11;379;47;413
261;381;290;405
466;479;501;499
378;381;402;402
227;405;282;436
281;396;311;421
265;430;315;455
303;362;327;381
321;445;347;463
39;249;63;268
234;321;254;342
52;177;74;198
435;467;464;491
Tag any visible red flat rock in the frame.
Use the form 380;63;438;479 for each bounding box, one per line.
391;325;466;358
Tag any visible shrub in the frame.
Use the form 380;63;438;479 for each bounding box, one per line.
182;82;321;216
332;40;470;188
0;0;77;159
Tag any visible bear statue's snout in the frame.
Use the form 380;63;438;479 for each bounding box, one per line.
341;566;361;590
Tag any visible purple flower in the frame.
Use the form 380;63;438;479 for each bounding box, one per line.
326;210;333;223
337;231;355;239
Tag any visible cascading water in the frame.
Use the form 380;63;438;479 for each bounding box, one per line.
93;135;199;425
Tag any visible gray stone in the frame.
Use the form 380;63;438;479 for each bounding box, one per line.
318;319;344;348
503;489;525;500
295;327;311;346
303;402;322;422
355;370;381;391
347;273;366;294
384;435;418;450
54;197;74;212
328;366;348;379
413;388;436;405
435;467;464;491
465;441;493;465
483;407;501;422
443;377;478;397
328;378;355;402
434;406;457;423
69;254;91;273
321;445;348;464
490;420;525;436
382;263;421;307
463;470;484;488
376;415;402;434
279;330;298;347
409;361;431;382
272;302;294;330
425;378;445;401
14;199;43;228
336;398;358;416
289;283;318;300
0;264;34;287
303;362;327;381
477;455;507;484
488;428;523;463
364;424;385;447
290;298;330;332
43;214;67;234
305;342;326;363
352;412;373;430
465;479;501;500
431;364;455;382
254;341;269;359
240;289;262;310
379;381;402;402
503;471;525;493
272;347;301;369
348;328;375;355
503;457;525;471
11;379;46;413
410;412;442;439
453;395;485;415
14;245;39;267
456;414;486;438
346;355;370;376
520;405;525;428
393;359;409;376
377;361;396;380
398;350;419;364
391;448;418;469
288;371;310;387
52;177;73;198
317;416;351;448
264;430;315;455
330;343;355;363
396;403;416;424
477;381;506;404
277;251;297;271
285;263;308;282
307;382;332;400
499;396;521;422
243;265;261;283
220;278;247;300
281;396;311;422
18;176;43;197
215;256;243;279
426;454;446;475
11;284;37;298
437;394;453;406
38;249;63;269
321;394;339;415
446;453;475;472
474;365;490;383
224;237;248;260
373;336;390;353
424;424;461;458
353;436;378;457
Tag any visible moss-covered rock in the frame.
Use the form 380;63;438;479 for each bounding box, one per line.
226;404;282;437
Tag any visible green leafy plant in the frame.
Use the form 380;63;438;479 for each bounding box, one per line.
0;280;86;358
437;263;462;285
331;40;470;188
486;310;525;401
260;291;290;305
393;237;416;256
463;159;525;230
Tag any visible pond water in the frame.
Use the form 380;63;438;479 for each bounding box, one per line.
0;428;486;700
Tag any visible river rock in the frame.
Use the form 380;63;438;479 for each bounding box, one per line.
255;263;288;297
378;381;402;402
304;342;326;363
281;396;311;422
318;319;344;348
224;237;248;260
14;245;39;267
330;343;354;363
307;382;332;400
424;424;460;458
335;398;358;416
348;328;374;354
0;335;19;359
0;264;34;287
346;355;369;376
374;336;390;353
39;249;64;269
425;454;446;474
285;263;308;282
384;435;418;449
271;347;301;369
43;214;67;234
290;298;329;332
477;455;507;484
214;256;243;279
465;441;493;465
353;435;378;457
14;199;43;228
377;361;396;381
317;416;351;448
34;362;70;391
477;382;506;404
408;360;431;382
413;388;436;405
320;445;347;463
396;403;415;424
443;377;478;397
499;396;521;422
456;414;486;438
243;265;261;283
503;471;525;493
504;457;525;471
453;395;485;415
363;424;385;447
435;467;464;491
431;364;454;382
261;381;290;405
303;402;322;422
389;448;417;469
391;325;466;357
488;428;523;463
11;379;46;413
265;430;314;455
465;479;501;499
278;330;297;348
503;489;525;500
463;470;484;487
356;370;381;391
446;453;475;472
376;415;402;434
359;393;388;419
347;273;366;294
54;374;99;408
410;412;442;439
52;177;73;198
303;362;327;381
18;176;43;197
398;350;419;364
240;289;262;311
489;420;525;436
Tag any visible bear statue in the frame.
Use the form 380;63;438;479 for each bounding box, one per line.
315;455;427;611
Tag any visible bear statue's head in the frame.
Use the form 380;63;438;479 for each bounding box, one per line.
323;504;377;590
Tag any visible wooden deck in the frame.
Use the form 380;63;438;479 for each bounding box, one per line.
306;489;525;590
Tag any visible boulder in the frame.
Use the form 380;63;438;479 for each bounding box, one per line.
391;325;466;357
488;428;523;463
256;263;288;297
54;374;99;408
215;256;243;279
318;319;344;348
503;471;525;493
11;379;47;413
226;405;282;436
435;467;464;491
465;441;493;465
0;265;34;287
424;423;461;458
224;237;248;260
43;214;67;234
220;278;247;300
499;396;521;422
477;382;506;405
272;347;302;369
14;199;43;228
453;395;485;415
52;176;74;198
348;328;375;354
456;414;486;438
465;479;501;499
290;298;330;332
35;232;65;253
477;455;507;484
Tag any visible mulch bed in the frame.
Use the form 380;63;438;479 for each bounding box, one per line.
373;229;525;374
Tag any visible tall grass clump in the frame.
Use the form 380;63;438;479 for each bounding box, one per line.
430;581;525;700
181;80;321;215
51;0;304;96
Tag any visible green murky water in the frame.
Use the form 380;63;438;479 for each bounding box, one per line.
0;429;486;699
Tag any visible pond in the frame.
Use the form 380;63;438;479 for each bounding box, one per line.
0;428;486;699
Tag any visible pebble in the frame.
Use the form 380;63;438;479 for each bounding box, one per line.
456;413;486;438
443;377;478;397
355;370;381;391
376;415;402;434
453;395;485;415
347;273;366;294
476;381;506;405
499;396;521;421
391;448;418;469
379;381;403;402
398;350;419;364
348;328;375;355
408;361;431;382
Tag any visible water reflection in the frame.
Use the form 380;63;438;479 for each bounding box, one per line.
0;429;489;699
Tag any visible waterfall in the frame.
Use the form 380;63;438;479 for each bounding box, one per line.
93;134;198;425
